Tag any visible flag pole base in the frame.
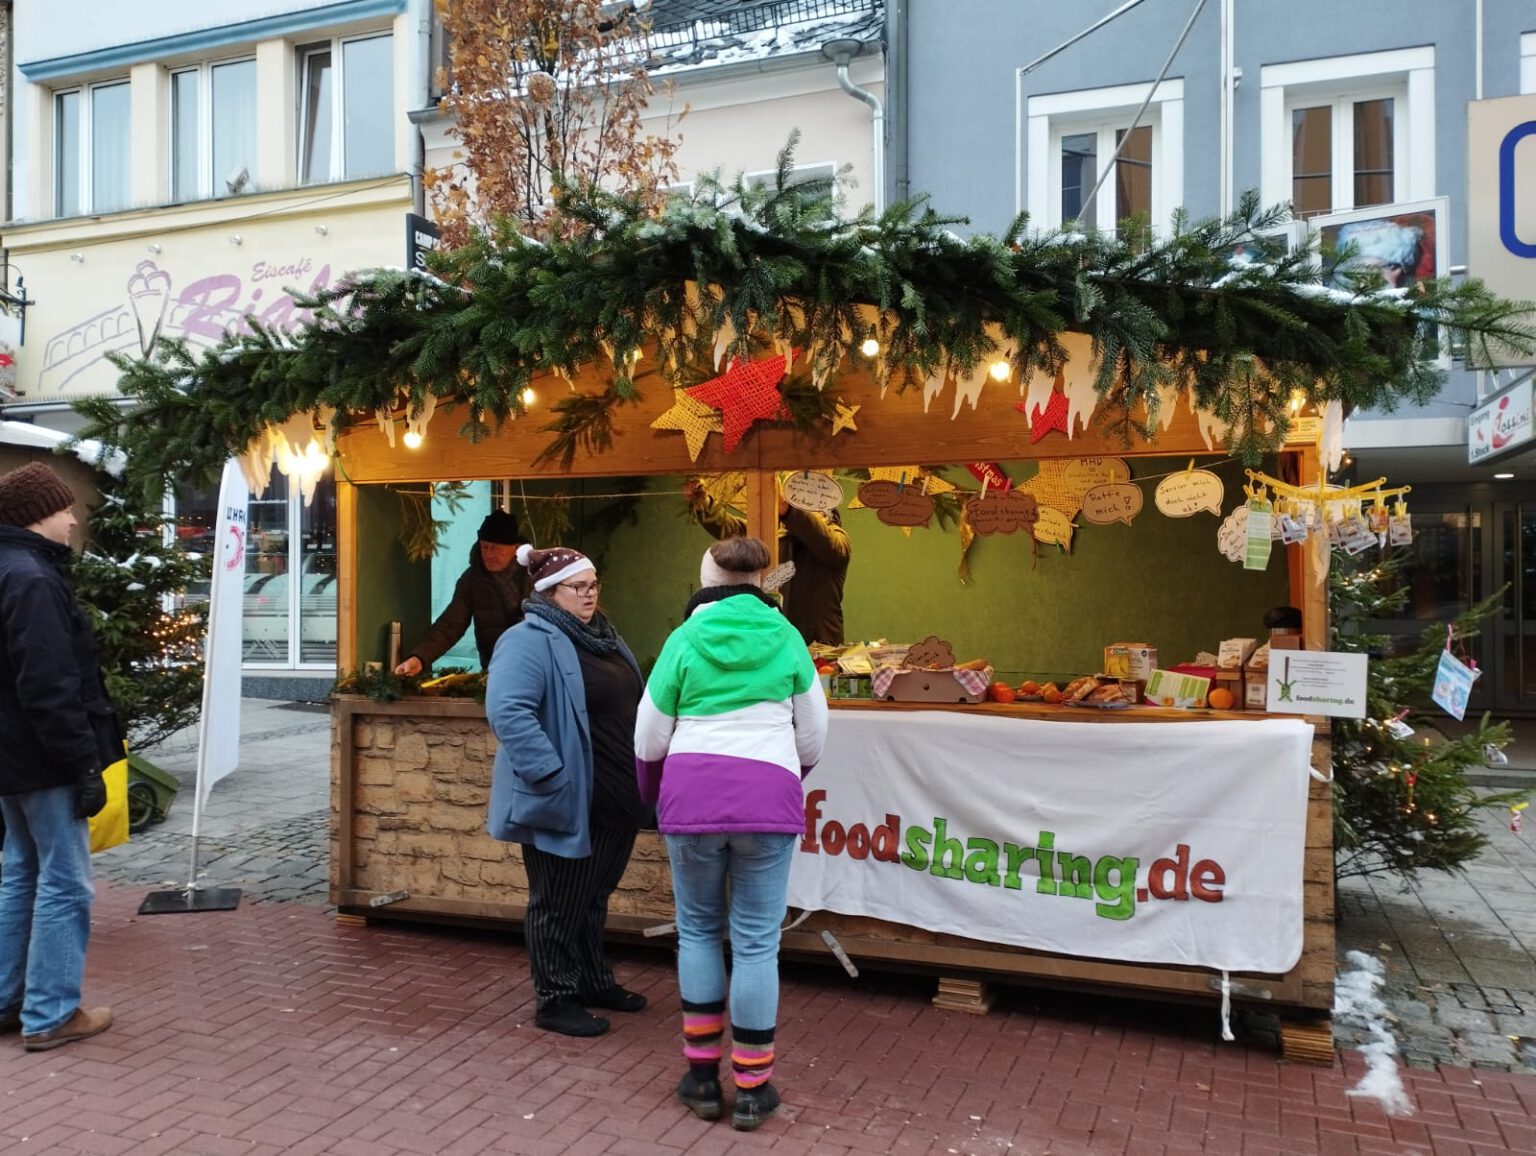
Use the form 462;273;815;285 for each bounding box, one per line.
138;886;243;915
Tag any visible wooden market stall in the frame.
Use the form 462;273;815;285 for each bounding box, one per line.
327;342;1339;1063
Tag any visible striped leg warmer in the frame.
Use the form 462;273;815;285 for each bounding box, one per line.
681;1000;725;1078
731;1024;775;1089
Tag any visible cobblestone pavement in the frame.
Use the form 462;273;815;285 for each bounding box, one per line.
93;699;333;905
99;700;1536;1079
1335;791;1536;1074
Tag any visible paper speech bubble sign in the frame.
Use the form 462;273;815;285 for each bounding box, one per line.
965;489;1039;536
1218;507;1248;561
783;471;842;513
1155;469;1224;517
1033;506;1077;549
859;480;934;527
1080;482;1143;526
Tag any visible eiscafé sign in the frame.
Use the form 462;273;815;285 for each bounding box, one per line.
1468;378;1534;465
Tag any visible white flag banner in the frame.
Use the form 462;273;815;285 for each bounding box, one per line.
197;459;249;803
787;711;1315;974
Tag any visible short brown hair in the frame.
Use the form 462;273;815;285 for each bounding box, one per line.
709;535;771;574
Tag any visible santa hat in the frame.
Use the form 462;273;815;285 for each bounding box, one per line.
516;543;595;592
0;462;76;528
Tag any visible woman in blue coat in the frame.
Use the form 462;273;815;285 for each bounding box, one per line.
486;543;649;1037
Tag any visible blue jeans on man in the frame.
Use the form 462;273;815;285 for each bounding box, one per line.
0;784;95;1034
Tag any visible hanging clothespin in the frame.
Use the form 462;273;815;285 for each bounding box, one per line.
1185;459;1195;475
923;475;931;496
897;470;907;493
981;476;990;501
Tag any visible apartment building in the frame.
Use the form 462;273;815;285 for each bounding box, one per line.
900;0;1536;713
2;0;431;684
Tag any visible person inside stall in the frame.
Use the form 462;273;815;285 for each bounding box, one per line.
776;476;851;646
394;509;530;675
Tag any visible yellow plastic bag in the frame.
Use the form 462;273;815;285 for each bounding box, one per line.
88;754;130;854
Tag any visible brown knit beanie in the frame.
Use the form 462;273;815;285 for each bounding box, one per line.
0;462;76;528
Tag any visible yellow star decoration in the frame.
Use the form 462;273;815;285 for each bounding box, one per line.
652;389;723;462
830;400;861;436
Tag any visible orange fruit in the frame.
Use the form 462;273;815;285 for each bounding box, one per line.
1207;688;1236;710
988;682;1017;703
1042;688;1064;704
1018;680;1041;695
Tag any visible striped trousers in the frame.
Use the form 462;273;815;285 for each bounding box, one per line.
522;825;637;1010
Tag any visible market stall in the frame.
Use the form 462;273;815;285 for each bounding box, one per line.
324;345;1338;1062
86;185;1523;1064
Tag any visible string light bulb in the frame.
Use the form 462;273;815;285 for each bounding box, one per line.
521;387;537;407
860;337;880;358
402;430;423;450
989;360;1011;382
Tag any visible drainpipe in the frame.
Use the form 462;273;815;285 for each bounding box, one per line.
408;0;432;214
822;39;885;214
884;0;908;208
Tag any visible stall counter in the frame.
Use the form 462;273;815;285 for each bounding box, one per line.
330;695;1335;1062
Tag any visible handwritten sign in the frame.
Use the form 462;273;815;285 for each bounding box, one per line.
1155;469;1224;518
1217;507;1247;561
965;489;1039;536
784;471;843;513
858;480;934;527
1033;506;1076;549
1080;482;1143;526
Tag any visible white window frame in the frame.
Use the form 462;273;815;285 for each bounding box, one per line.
297;32;394;184
1522;32;1536;95
742;162;840;200
1023;79;1184;234
53;77;131;217
1260;47;1435;214
168;55;258;203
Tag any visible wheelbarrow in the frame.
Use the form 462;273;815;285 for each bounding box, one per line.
126;753;181;834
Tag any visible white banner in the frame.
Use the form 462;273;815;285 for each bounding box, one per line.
197;460;249;803
786;711;1315;974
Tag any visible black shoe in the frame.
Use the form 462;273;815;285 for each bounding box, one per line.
676;1072;722;1121
732;1082;780;1131
583;984;647;1013
534;1000;610;1037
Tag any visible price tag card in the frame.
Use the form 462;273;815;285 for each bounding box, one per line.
1277;514;1310;545
1388;514;1413;546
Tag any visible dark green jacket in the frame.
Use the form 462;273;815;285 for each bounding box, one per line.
407;543;530;670
779;507;851;646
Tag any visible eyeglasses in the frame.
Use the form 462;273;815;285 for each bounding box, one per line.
558;580;602;596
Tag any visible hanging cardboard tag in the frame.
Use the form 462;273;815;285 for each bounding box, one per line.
1388;514;1413;546
1431;649;1479;721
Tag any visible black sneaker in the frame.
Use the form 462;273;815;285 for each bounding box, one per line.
583;985;647;1013
534;1000;610;1037
676;1071;722;1121
731;1082;780;1131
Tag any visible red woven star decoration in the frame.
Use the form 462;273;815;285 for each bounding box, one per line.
1015;391;1070;443
686;354;791;453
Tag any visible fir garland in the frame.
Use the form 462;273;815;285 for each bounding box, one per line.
76;144;1535;501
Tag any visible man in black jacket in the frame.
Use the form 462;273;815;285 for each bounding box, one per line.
394;509;530;675
0;462;117;1051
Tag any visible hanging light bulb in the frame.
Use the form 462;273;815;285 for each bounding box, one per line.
402;430;423;450
989;360;1011;382
1289;390;1306;414
521;387;538;407
860;337;880;358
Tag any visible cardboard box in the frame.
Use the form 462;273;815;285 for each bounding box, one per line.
1217;638;1258;670
1104;643;1159;681
1244;676;1269;709
1270;633;1303;651
881;670;986;704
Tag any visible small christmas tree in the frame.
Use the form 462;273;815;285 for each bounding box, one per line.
70;473;209;752
1330;551;1524;883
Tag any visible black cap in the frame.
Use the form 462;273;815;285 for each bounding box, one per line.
478;509;523;545
1264;605;1303;631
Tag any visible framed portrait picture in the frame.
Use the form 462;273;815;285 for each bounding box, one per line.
1310;197;1449;293
1226;220;1307;269
1311;197;1451;366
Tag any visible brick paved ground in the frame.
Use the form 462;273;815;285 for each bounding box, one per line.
4;880;1536;1156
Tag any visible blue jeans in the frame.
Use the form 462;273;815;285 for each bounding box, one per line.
0;785;94;1035
665;832;796;1033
